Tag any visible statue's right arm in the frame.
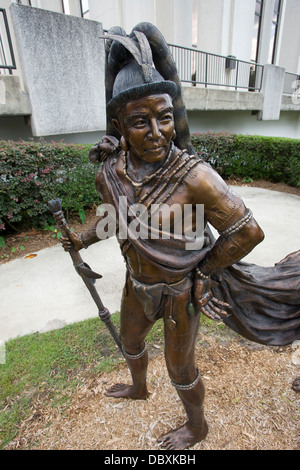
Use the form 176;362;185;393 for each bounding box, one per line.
60;136;119;253
59;215;104;252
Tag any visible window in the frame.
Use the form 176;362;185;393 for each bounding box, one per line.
251;0;264;62
268;0;281;64
80;0;89;19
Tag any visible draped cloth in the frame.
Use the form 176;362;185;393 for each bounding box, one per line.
100;156;300;346
212;251;300;346
131;274;193;322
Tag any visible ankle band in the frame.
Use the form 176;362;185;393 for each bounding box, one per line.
122;344;146;360
171;368;200;391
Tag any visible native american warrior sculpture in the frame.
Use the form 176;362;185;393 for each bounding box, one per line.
59;23;300;450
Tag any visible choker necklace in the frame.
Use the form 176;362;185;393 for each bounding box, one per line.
123;143;174;197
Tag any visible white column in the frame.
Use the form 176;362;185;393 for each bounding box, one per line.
122;0;155;33
196;0;225;54
229;0;256;62
272;0;286;66
277;0;300;73
174;0;193;47
88;0;122;30
37;0;63;13
156;0;193;47
89;0;155;33
155;0;174;43
68;0;82;17
257;0;275;65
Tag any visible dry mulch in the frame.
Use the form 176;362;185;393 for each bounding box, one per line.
2;179;300;450
4;332;299;451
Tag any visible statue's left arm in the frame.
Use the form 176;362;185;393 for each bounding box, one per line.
198;165;264;273
189;163;264;320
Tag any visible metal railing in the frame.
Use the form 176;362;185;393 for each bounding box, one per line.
168;43;264;92
0;8;16;75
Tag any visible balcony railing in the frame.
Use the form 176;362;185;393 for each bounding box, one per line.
0;8;16;75
168;43;264;92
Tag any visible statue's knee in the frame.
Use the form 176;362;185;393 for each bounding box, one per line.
165;358;195;384
121;336;145;355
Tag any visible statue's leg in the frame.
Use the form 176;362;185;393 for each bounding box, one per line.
105;274;154;400
158;293;208;449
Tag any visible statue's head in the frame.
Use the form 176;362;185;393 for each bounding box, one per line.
101;28;179;163
99;23;195;159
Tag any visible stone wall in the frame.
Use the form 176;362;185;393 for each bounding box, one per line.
9;3;106;137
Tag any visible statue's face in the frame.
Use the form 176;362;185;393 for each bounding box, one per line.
117;94;174;164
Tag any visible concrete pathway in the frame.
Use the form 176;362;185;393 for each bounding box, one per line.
0;187;299;342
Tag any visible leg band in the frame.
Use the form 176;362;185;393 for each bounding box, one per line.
171;368;201;391
122;344;146;360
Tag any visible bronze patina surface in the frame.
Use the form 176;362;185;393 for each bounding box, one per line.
58;23;300;450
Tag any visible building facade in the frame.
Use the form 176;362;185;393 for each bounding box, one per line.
0;0;299;142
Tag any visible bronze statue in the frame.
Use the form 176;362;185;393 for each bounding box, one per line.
59;23;300;450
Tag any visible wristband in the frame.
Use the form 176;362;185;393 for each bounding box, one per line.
80;233;88;249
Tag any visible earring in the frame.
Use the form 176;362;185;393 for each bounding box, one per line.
120;136;129;154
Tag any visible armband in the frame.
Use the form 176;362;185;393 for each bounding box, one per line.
219;209;253;238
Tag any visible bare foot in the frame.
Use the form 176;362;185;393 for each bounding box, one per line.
157;420;208;450
104;383;149;400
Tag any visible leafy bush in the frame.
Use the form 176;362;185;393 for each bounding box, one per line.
192;133;300;186
192;132;236;176
0;140;100;234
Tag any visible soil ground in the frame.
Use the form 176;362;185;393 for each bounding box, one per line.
2;179;300;450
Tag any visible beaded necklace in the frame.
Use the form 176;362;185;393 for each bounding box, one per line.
123;143;173;197
145;154;199;221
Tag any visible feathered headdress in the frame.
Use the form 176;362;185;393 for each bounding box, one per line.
100;22;195;155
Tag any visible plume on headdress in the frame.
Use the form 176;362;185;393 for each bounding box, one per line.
100;31;152;79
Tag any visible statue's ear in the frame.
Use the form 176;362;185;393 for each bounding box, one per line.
112;118;122;134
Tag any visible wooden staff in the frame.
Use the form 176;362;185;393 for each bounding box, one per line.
48;199;124;357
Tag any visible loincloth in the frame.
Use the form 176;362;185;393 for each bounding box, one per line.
130;273;193;322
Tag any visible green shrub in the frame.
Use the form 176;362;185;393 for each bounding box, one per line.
192;132;237;177
191;133;300;186
0;140;100;233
